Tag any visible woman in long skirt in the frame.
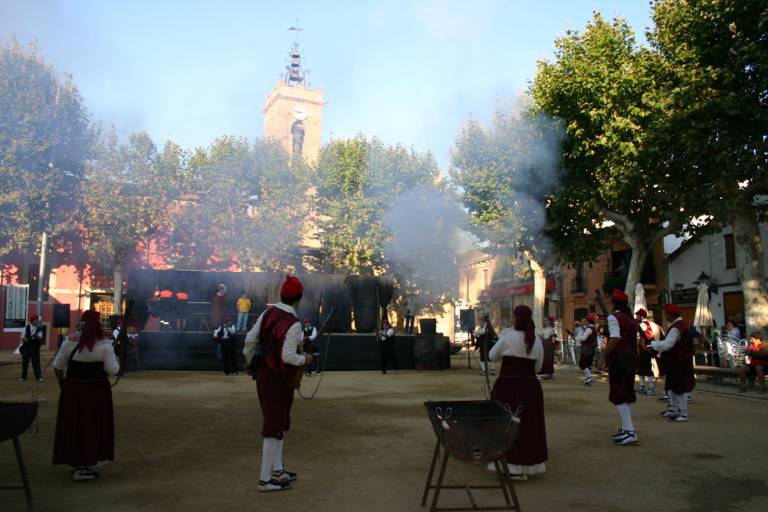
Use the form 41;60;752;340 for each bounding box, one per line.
488;305;547;480
537;316;556;378
53;310;119;481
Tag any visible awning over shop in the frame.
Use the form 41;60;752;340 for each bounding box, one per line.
479;280;557;301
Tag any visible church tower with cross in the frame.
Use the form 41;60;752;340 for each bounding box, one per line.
263;26;324;162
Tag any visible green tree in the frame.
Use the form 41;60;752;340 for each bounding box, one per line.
314;136;439;274
169;137;307;271
81;130;179;310
650;0;768;331
0;40;92;255
451;99;562;326
531;13;698;308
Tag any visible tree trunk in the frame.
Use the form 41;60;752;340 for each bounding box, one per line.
732;209;768;334
624;238;650;310
529;256;546;328
113;267;123;315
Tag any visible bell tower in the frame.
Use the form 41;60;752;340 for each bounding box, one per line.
263;26;324;162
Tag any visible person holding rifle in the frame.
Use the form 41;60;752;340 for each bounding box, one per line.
575;314;597;385
243;275;311;492
473;313;497;376
635;309;659;395
19;313;44;382
377;319;398;374
604;289;639;446
652;304;695;422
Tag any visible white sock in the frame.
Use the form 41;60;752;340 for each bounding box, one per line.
260;437;279;482
648;376;655;387
639;377;645;386
677;393;688;415
616;403;635;432
273;439;284;471
583;368;592;379
480;362;486;372
490;362;496;372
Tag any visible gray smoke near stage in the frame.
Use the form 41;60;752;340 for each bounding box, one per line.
383;186;473;314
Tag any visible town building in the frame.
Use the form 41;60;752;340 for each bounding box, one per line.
666;224;768;329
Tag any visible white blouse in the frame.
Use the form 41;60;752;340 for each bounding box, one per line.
489;328;544;373
52;337;120;376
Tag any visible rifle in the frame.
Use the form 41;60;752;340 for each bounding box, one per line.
290;307;336;389
112;299;135;388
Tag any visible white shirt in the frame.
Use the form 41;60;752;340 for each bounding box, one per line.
473;322;488;338
652;317;683;353
304;326;318;342
243;302;304;366
575;327;594;344
538;326;554;340
607;314;622;339
488;328;544;373
213;325;236;339
379;327;394;341
52;337;120;376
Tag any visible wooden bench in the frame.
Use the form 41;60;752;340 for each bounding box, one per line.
694;365;739;384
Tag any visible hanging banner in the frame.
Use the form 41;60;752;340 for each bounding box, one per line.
4;284;29;331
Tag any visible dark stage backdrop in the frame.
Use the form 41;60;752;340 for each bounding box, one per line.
126;269;394;333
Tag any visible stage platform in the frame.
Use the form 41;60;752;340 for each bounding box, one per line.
137;331;450;371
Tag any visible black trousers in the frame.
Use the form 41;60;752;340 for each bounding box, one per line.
380;340;398;374
221;341;237;375
404;315;415;334
21;346;42;380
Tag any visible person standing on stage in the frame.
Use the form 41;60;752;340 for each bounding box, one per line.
474;314;497;377
488;305;546;480
175;290;189;330
213;317;237;376
19;313;44;382
211;283;227;329
576;314;597;385
378;319;398;374
606;289;639;445
635;308;662;396
652;304;695;422
236;292;251;332
52;310;119;481
404;296;416;335
244;275;312;492
537;317;556;379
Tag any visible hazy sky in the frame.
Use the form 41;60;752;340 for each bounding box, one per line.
1;0;652;169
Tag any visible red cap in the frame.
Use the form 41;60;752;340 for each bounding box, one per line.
29;314;39;323
611;289;629;303
280;275;304;302
635;308;648;318
585;313;595;322
224;315;232;322
382;319;390;325
664;304;681;317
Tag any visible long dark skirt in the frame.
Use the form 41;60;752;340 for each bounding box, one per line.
539;338;555;375
256;365;295;439
53;361;114;467
491;356;547;469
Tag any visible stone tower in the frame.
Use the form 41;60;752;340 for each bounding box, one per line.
263;36;324;162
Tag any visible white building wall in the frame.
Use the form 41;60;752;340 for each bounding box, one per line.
668;224;768;328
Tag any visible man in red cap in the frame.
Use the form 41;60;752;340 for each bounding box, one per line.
605;289;639;445
634;308;659;396
575;314;597;385
243;275;312;492
652;304;695;422
19;313;45;382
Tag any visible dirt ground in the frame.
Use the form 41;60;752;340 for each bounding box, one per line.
1;358;767;512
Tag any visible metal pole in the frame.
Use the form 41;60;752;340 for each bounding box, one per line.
37;232;47;317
